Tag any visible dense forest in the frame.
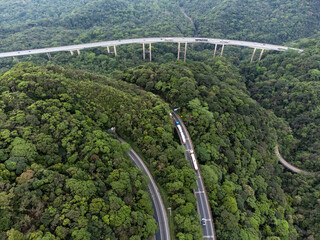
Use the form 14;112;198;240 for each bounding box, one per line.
0;0;320;239
178;0;320;43
0;63;203;239
115;60;299;239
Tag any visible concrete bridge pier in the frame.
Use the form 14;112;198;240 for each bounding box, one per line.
142;43;145;60
142;43;152;61
70;50;74;55
213;44;218;57
250;48;257;63
177;42;188;62
184;42;188;62
258;49;264;61
220;44;225;56
114;46;117;56
77;50;81;55
47;53;52;60
149;43;152;62
107;46;117;56
13;56;19;62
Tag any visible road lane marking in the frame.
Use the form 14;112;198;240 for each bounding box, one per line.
194;190;205;194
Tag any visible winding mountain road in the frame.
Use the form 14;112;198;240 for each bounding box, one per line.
172;112;216;240
275;145;315;176
118;137;171;240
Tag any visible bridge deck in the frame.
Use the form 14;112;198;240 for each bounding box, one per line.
0;37;303;58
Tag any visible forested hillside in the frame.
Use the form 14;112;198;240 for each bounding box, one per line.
0;63;203;239
178;0;320;44
0;0;192;52
242;34;320;239
243;34;320;171
1;0;320;239
115;60;301;239
1;0;320;54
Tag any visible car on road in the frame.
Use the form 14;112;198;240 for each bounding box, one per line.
201;218;206;225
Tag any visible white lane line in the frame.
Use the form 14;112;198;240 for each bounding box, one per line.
194;190;205;194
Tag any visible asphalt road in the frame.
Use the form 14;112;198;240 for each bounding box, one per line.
0;37;302;58
172;112;216;240
118;138;171;240
275;145;313;176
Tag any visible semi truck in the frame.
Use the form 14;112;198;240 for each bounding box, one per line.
176;121;186;144
190;150;199;171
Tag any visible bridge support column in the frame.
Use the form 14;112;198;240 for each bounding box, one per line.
70;50;74;55
13;56;19;62
106;46;117;56
114;46;117;56
184;42;188;62
149;43;152;62
258;49;264;61
220;44;224;56
142;43;145;60
250;48;257;63
177;42;187;61
47;53;52;60
77;50;80;55
213;44;217;57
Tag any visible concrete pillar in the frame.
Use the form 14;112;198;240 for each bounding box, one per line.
77;49;80;55
258;49;264;61
107;46;110;54
177;42;181;60
149;43;152;62
114;46;117;56
70;50;74;55
142;43;145;60
250;48;257;63
213;44;217;57
184;42;188;62
13;56;19;62
47;53;52;60
220;44;224;56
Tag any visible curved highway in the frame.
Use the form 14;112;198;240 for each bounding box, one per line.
118;137;171;240
275;145;315;176
172;112;216;240
0;37;302;59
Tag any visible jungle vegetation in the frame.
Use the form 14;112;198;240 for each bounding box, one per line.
0;0;320;239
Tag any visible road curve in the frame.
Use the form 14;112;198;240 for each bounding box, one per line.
0;37;302;58
275;145;314;176
172;112;216;240
118;137;171;240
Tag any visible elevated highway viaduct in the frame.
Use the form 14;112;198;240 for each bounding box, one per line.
0;37;303;63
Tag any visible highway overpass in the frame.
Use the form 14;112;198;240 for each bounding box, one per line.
0;37;303;62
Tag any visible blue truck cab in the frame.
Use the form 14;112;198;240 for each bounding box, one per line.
176;121;180;125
